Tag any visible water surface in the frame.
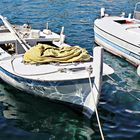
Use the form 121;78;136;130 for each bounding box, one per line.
0;0;140;140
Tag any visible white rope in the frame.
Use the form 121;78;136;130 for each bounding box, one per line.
88;72;105;140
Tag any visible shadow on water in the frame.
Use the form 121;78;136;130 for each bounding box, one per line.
0;81;103;140
98;72;140;140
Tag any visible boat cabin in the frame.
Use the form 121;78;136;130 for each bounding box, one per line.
0;16;62;61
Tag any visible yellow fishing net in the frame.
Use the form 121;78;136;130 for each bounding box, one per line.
23;43;90;64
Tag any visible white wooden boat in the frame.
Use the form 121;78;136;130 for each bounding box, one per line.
0;15;114;118
94;2;140;75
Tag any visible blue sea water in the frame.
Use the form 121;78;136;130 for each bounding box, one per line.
0;0;140;140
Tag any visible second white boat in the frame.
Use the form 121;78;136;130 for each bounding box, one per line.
94;2;140;72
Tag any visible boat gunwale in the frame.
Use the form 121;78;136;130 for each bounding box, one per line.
94;22;140;50
0;66;94;86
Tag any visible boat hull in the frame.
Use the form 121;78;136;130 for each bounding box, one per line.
94;17;140;66
0;67;95;117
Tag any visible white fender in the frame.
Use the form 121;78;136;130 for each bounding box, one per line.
137;65;140;76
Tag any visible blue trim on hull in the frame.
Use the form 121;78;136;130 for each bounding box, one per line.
0;66;96;118
95;32;140;60
0;67;92;87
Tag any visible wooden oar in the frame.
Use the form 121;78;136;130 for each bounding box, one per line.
0;15;31;52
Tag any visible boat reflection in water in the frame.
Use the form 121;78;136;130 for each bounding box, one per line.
1;83;102;139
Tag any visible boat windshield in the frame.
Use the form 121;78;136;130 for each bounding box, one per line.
134;2;140;20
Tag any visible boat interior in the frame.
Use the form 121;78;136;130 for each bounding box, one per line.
111;3;140;27
0;23;93;67
114;20;134;24
0;43;15;55
0;21;61;56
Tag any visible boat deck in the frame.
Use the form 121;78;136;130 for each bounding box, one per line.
0;55;114;81
94;16;140;55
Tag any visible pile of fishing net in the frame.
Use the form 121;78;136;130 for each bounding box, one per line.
23;43;90;64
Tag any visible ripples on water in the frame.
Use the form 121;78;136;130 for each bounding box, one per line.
0;0;140;140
